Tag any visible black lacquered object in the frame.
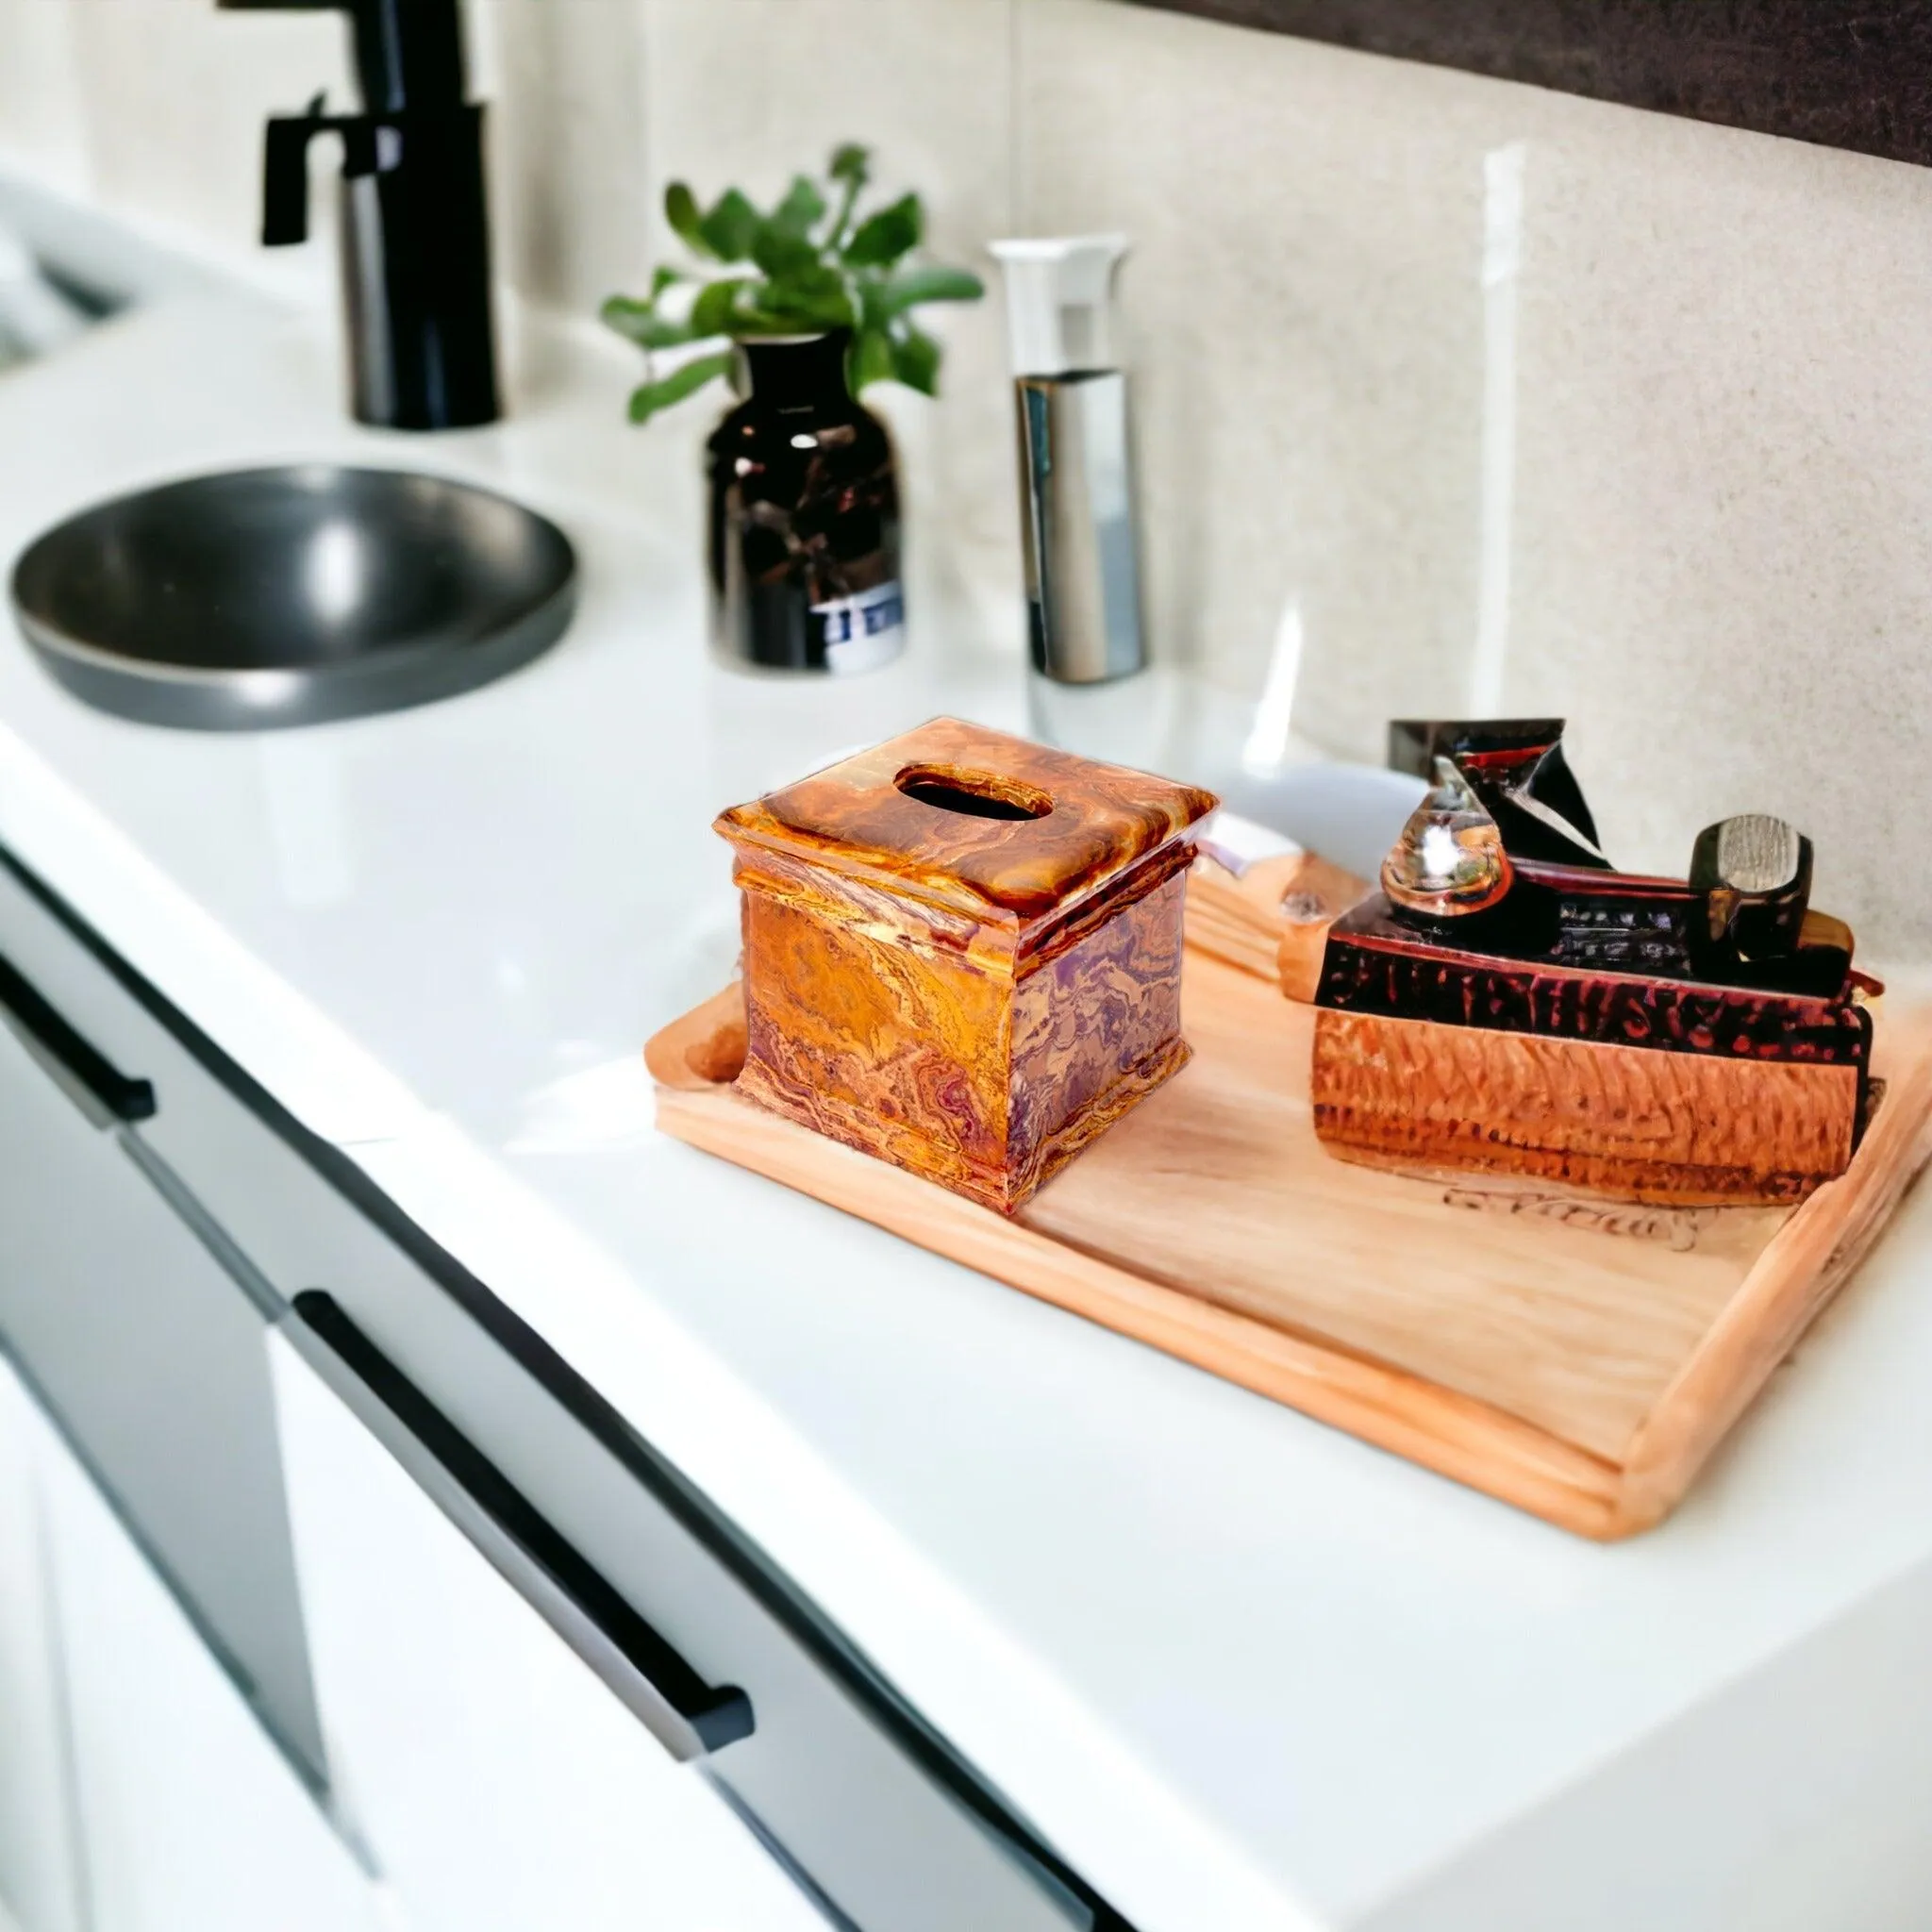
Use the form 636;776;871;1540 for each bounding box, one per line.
707;329;905;675
282;1292;755;1758
0;952;155;1123
221;0;499;431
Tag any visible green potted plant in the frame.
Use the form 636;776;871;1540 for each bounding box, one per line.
603;145;984;675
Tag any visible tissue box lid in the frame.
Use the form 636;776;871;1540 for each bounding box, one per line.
714;716;1216;931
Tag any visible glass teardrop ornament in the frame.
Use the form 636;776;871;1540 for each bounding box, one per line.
1381;757;1513;916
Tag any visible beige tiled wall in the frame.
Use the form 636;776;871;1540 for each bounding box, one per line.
1016;0;1932;958
69;0;344;247
1491;105;1932;941
0;0;87;191
477;0;650;320
1;0;1928;951
1017;1;1491;757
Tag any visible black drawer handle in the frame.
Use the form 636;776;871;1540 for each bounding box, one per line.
279;1291;754;1760
0;951;156;1123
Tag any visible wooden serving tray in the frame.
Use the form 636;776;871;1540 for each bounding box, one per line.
648;936;1932;1538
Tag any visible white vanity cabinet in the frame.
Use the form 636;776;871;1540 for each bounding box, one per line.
0;1359;84;1932
0;862;324;1784
269;1325;831;1932
2;1382;378;1932
0;857;372;1932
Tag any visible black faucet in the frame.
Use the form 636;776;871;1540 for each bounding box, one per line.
221;0;499;430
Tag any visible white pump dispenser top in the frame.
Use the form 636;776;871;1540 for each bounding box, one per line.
988;234;1128;378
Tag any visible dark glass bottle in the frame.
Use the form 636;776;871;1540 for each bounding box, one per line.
706;328;904;674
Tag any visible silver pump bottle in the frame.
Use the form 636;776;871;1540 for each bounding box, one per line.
990;236;1147;686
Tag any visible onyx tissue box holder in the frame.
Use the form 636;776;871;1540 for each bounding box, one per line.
713;717;1216;1212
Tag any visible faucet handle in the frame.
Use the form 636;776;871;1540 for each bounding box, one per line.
262;96;386;246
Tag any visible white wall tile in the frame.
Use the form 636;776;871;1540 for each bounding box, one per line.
1492;108;1932;955
637;0;1021;651
1017;0;1491;751
475;0;650;317
67;0;347;251
0;0;88;191
1020;0;1932;956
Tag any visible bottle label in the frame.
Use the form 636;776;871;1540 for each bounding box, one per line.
813;582;905;675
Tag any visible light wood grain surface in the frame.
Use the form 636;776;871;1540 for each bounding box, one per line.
648;934;1932;1537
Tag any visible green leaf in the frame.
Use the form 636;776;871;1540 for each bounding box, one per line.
664;181;708;255
698;188;760;263
825;144;873;250
851;277;886;338
626;351;733;425
891;324;941;396
753;261;855;331
853;277;893;348
599;295;692;351
847;325;894;392
842;192;922;268
874;264;984;316
752;222;820;280
627;147;953;424
769;174;826;236
690;276;753;338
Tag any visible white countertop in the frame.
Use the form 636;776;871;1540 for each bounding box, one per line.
3;239;1932;1932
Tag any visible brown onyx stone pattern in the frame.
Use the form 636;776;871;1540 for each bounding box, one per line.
715;718;1218;1214
733;716;1216;931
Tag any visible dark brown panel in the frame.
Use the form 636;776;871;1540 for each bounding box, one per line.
1128;0;1932;168
1314;922;1873;1068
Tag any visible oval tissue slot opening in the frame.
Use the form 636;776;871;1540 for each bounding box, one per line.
895;764;1054;822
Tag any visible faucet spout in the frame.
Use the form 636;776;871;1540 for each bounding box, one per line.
220;0;500;432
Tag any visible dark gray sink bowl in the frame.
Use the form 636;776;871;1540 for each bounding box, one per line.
10;464;576;730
